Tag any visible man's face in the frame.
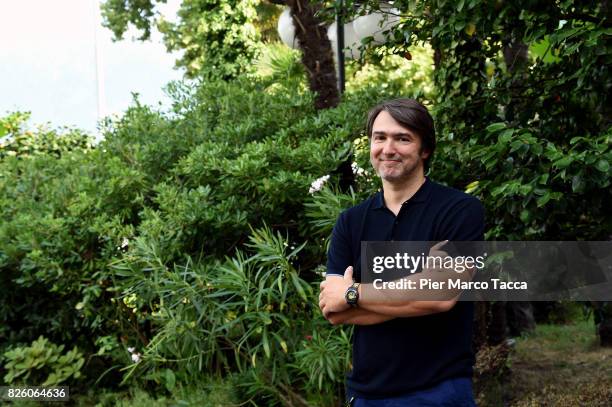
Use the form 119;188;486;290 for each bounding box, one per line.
369;110;429;183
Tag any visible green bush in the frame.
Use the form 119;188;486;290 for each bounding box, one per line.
0;76;407;404
2;16;609;401
0;112;93;159
3;336;84;386
452;124;612;240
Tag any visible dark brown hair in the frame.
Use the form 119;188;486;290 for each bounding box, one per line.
366;98;436;171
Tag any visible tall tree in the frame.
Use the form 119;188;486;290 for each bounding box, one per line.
285;0;339;109
101;0;340;109
102;0;262;79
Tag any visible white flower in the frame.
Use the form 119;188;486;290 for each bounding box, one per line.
309;175;330;194
117;237;130;251
528;112;540;125
351;162;366;176
127;346;135;353
131;352;142;363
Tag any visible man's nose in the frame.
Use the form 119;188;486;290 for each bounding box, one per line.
381;139;397;156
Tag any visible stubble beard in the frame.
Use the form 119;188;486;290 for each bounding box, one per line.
375;159;422;184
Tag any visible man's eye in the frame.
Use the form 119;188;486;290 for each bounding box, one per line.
400;137;411;143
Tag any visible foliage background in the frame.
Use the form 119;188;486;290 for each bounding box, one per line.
2;1;611;405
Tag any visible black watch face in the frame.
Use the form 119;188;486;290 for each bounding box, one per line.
347;288;358;303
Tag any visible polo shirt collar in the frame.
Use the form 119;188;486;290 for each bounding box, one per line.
373;177;432;210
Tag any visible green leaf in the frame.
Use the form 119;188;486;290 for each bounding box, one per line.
465;23;476;37
486;123;506;133
595;159;610;173
519;184;533;195
454;21;466;32
465;180;479;194
553;156;573;169
326;363;335;381
572;175;584;192
262;329;271;358
498;129;514;144
536;192;551;207
510;140;524;153
164;369;176;392
289;271;307;301
520;210;530;223
529;37;562;64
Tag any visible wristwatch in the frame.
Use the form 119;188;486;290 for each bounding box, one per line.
345;282;360;307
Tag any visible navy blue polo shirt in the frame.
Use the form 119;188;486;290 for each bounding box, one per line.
326;177;485;399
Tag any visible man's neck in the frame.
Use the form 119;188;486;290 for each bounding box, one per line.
382;173;426;215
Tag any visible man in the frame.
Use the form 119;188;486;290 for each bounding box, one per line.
319;98;484;405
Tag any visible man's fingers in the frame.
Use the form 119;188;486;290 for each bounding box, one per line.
344;266;354;282
431;240;449;251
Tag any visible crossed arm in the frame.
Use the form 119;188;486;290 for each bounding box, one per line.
322;298;455;326
319;239;464;325
322;199;484;326
325;306;394;326
319;266;458;326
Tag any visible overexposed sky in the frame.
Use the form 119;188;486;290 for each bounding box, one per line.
0;0;183;135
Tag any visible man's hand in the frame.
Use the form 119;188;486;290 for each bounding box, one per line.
425;240;449;272
319;266;354;317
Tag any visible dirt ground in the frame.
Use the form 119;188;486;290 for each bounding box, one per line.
477;318;612;406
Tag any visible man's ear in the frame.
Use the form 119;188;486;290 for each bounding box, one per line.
420;148;431;160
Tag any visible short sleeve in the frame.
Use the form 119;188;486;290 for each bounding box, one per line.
326;210;353;277
438;197;485;241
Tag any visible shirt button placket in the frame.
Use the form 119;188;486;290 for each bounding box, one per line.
391;218;399;241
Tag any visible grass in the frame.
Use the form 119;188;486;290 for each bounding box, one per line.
504;316;612;407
